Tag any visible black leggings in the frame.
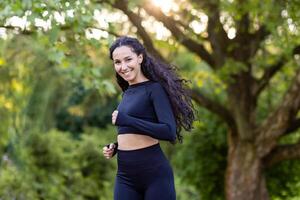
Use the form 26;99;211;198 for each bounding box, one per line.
114;143;176;200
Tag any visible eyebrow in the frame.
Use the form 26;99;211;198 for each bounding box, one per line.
113;56;132;61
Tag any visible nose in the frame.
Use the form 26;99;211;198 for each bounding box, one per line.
120;62;128;71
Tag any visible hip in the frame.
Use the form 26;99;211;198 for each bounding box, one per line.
116;143;171;174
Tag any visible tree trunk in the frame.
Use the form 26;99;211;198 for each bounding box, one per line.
225;138;269;200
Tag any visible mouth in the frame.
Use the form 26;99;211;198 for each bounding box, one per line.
122;69;133;76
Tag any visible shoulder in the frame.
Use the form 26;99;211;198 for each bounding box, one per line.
146;81;168;99
149;81;161;88
146;81;164;92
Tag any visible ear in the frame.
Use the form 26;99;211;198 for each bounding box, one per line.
138;54;143;64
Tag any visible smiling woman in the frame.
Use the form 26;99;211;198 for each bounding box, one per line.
102;36;195;200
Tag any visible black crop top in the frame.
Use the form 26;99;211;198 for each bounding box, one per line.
114;80;177;141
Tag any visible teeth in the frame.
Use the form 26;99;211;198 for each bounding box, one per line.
123;70;132;75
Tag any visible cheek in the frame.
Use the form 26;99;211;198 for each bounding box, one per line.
129;60;139;69
114;65;121;72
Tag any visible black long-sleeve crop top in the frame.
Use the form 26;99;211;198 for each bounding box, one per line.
114;80;177;142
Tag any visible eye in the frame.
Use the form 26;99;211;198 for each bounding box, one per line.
114;60;120;64
125;58;132;62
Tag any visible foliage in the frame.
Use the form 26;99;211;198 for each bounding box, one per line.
0;127;117;200
266;160;300;199
173;108;228;200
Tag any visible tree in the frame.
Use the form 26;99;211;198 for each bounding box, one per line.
96;1;300;199
1;0;300;199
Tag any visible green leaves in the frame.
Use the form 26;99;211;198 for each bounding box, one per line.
48;48;65;64
0;128;116;200
217;58;248;83
173;108;228;200
49;25;59;43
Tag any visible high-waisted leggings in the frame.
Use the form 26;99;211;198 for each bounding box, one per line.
114;143;176;200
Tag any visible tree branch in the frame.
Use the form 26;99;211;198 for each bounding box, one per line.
0;24;121;38
236;13;250;37
141;1;215;68
0;25;33;35
189;0;229;67
253;45;300;97
249;0;286;58
111;0;166;61
206;3;229;67
96;26;121;37
253;58;285;97
189;88;236;131
283;118;300;135
264;142;300;168
294;45;300;55
249;25;270;57
256;68;300;155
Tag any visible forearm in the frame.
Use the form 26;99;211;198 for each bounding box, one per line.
116;111;176;141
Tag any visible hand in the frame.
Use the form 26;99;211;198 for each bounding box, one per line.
102;143;116;159
112;110;118;125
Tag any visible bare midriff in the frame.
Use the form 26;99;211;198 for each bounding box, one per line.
117;133;159;150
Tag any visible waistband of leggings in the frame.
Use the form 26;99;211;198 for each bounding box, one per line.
117;142;160;153
117;143;164;162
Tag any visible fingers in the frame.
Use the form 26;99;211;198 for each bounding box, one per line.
111;110;118;125
102;143;116;159
103;149;113;159
109;143;115;149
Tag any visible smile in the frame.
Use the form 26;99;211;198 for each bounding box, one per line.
122;69;133;75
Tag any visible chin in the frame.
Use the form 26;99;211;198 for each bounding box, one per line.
124;76;136;83
119;73;137;83
126;79;135;83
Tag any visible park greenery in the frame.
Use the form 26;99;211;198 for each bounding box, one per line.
0;0;300;199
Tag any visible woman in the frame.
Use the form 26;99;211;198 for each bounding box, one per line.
103;36;195;200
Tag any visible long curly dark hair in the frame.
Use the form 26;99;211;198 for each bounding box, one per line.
109;36;195;143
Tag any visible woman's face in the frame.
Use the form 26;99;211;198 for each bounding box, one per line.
112;45;144;85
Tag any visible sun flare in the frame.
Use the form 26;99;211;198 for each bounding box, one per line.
151;0;178;13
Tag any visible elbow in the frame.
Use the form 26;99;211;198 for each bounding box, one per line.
170;134;176;142
166;125;177;141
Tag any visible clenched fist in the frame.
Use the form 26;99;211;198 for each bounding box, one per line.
102;143;117;159
112;110;118;125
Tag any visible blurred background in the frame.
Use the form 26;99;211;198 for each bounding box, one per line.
0;0;300;199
